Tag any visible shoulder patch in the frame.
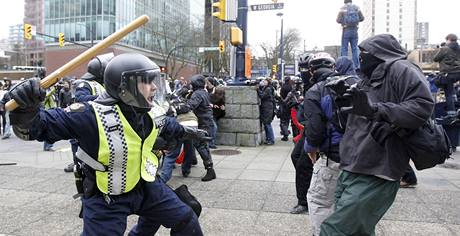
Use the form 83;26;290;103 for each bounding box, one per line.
67;103;86;112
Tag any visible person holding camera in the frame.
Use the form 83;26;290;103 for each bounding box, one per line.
320;34;434;236
433;33;460;117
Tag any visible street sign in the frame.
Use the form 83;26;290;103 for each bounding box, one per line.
198;47;220;53
250;3;284;11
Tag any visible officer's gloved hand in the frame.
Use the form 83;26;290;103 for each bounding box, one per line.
8;78;45;126
182;126;212;142
344;86;377;118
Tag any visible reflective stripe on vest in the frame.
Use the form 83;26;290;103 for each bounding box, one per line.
91;102;158;195
88;81;105;96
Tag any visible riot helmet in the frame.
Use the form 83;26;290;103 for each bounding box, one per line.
104;53;161;108
308;52;336;72
83;52;114;84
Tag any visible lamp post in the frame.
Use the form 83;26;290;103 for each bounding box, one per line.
277;12;284;80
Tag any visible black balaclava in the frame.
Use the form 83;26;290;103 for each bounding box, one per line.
359;51;384;78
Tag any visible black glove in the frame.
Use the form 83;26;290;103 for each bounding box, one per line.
344;86;377;118
9;77;45;109
182;126;212;142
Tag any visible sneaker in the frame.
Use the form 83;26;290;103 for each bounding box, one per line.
201;168;216;182
290;204;308;214
182;170;190;178
400;181;417;188
209;145;217;149
191;159;198;166
64;163;75;173
264;141;274;145
1;135;10;140
281;136;289;141
44;147;55;152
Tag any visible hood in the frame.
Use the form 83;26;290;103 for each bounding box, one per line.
448;41;460;51
359;34;407;64
312;67;336;83
336;56;356;75
190;74;206;90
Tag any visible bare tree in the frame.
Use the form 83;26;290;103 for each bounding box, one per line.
258;28;303;72
151;12;205;79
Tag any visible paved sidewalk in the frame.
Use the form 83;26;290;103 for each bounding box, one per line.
0;130;459;235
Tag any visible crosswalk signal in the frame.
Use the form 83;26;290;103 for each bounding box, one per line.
59;33;65;47
24;24;32;40
212;0;226;21
219;40;225;53
272;65;277;73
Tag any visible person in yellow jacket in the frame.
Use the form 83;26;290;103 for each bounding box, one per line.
7;53;207;235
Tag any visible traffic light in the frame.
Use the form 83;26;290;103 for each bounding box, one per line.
272;65;277;73
58;33;65;47
219;40;225;53
24;24;32;40
212;0;226;21
230;27;243;46
160;66;166;73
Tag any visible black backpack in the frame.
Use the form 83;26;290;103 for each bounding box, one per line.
398;120;451;170
385;61;452;170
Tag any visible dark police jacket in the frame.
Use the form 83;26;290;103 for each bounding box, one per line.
19;102;184;194
340;34;434;180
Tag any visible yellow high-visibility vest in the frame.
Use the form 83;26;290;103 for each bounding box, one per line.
91;102;158;195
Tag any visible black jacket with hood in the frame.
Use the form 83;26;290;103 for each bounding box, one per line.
178;75;214;130
303;67;340;162
340;34;434;180
433;42;460;73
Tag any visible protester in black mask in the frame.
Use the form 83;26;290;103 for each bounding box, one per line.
358;49;384;78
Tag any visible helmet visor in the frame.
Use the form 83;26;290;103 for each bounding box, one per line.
119;69;161;108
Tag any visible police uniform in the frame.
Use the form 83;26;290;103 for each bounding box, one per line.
9;54;204;236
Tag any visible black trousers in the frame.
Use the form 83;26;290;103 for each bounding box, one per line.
290;135;314;206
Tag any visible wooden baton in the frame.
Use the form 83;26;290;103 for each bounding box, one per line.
5;14;150;111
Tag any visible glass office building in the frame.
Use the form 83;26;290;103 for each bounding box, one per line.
44;0;203;59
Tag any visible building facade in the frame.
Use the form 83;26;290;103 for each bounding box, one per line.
42;0;204;78
24;0;46;66
361;0;417;50
415;22;429;48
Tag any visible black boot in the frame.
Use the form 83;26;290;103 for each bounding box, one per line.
201;168;216;182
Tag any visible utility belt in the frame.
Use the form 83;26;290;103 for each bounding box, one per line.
73;148;162;198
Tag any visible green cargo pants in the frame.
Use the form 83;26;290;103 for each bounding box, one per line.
320;170;400;236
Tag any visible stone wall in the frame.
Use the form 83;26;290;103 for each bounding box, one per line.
216;86;263;147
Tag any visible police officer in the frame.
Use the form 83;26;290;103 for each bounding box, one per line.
176;74;217;181
64;53;114;173
8;53;206;235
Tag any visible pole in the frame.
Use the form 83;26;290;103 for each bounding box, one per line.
277;13;284;80
234;0;248;83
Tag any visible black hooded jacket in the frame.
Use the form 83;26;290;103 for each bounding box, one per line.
433;42;460;73
340;34;434;180
178;75;214;129
303;67;340;162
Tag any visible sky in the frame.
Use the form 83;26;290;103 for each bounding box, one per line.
1;0;460;57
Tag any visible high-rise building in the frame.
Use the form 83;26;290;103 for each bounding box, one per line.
24;0;45;66
42;0;204;77
361;0;417;50
415;22;429;47
8;24;24;48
